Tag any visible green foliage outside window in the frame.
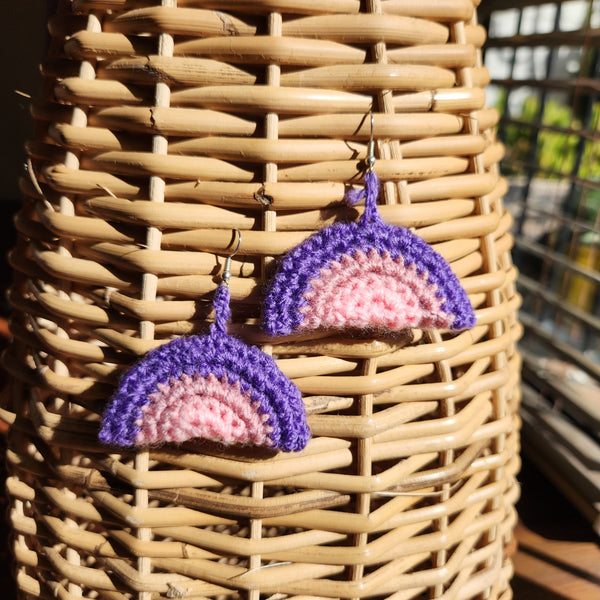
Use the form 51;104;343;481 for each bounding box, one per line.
498;92;600;226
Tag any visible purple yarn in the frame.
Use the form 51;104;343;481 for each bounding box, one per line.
212;283;232;334
99;284;310;452
345;170;381;222
262;171;476;336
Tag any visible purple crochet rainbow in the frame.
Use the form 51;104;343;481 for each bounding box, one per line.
262;171;476;336
99;285;310;452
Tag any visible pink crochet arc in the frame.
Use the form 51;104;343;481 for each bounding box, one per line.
298;249;453;331
134;373;273;446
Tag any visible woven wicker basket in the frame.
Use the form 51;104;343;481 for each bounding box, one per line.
2;0;522;598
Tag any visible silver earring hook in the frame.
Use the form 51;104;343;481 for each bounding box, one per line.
222;229;242;286
367;112;376;172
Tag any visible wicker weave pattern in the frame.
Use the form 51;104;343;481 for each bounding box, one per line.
3;0;521;598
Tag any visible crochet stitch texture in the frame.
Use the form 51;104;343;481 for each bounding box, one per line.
262;171;476;336
99;285;310;452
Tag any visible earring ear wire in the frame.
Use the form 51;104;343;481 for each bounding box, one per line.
222;229;242;286
367;112;376;173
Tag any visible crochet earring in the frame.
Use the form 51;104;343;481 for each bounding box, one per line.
99;231;311;452
262;115;476;337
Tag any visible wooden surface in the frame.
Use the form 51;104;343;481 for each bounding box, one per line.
512;459;600;600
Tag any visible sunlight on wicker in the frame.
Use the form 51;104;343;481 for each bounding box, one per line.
2;1;522;599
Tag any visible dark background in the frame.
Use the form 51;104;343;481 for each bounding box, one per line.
0;2;47;313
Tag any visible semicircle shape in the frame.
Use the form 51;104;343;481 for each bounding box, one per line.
99;331;310;452
262;219;476;336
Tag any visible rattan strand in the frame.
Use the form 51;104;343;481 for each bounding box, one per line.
3;1;520;599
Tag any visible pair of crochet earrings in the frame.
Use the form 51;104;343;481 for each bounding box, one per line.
99;125;476;453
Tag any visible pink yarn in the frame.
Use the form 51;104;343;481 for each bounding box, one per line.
298;249;453;330
135;373;273;446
